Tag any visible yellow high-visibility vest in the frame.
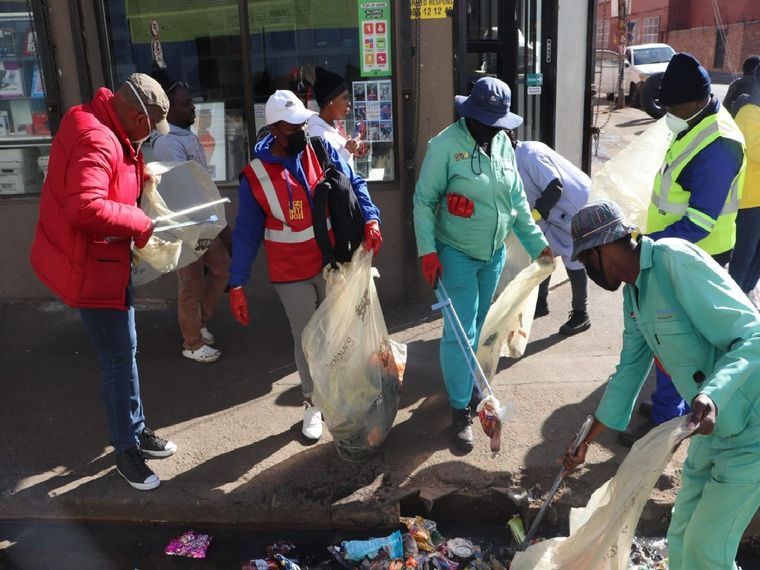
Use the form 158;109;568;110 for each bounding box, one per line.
648;106;746;255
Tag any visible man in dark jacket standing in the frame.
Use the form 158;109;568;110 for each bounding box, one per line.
30;73;177;491
724;55;759;116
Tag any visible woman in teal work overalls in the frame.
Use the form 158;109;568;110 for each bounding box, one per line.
413;77;551;451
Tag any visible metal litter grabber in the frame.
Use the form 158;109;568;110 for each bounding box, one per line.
432;281;506;453
520;414;594;549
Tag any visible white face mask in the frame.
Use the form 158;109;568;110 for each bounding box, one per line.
125;80;153;149
665;99;710;135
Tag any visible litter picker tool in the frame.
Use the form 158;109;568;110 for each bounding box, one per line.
152;197;230;223
153;215;219;233
520;414;594;549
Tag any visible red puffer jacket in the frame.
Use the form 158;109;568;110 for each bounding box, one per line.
30;88;152;310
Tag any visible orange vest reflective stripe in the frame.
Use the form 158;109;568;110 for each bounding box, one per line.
241;146;331;282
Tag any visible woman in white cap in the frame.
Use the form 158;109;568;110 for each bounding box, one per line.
413;76;552;451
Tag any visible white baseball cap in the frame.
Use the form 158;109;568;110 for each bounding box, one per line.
265;90;316;125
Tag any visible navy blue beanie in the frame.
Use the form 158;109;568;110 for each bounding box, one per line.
659;53;711;107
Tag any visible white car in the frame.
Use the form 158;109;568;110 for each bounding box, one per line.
595;43;676;118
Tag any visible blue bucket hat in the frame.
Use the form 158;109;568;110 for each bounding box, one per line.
571;200;637;261
455;77;523;129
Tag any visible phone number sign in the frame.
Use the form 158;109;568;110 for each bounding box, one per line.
410;0;453;19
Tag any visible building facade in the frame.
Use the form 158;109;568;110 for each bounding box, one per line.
0;0;594;304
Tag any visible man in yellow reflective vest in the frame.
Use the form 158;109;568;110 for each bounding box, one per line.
619;53;747;446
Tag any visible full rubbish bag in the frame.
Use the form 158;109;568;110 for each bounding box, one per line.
511;416;694;570
477;254;555;380
302;247;406;461
132;161;228;286
493;232;540;360
588;117;671;232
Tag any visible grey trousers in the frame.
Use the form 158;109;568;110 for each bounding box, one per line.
538;267;588;312
274;273;326;399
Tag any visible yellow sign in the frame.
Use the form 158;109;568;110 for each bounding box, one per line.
410;0;453;19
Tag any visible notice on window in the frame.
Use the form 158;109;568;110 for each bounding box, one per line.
351;79;393;181
191;102;226;182
410;0;453;19
358;1;391;77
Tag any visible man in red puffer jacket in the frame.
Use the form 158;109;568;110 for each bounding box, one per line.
30;73;177;491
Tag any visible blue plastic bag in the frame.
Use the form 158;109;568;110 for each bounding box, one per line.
342;530;404;561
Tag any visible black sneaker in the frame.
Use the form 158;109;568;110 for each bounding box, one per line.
138;427;177;458
638;401;653;420
451;407;474;451
617;421;655;448
559;310;591;336
534;300;550;319
116;447;160;491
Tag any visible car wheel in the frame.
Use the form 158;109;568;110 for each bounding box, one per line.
641;73;666;119
629;83;640;108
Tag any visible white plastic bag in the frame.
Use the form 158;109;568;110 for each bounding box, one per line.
477;255;555;380
589;117;671;232
302;248;406;461
132;161;228;286
511;416;693;570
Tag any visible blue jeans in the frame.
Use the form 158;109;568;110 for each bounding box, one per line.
438;242;506;409
79;288;145;453
729;207;760;293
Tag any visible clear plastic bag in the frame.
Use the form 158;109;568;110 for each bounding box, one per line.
588;117;671;232
302;248;406;461
132;161;228;286
476;253;555;381
511;416;693;570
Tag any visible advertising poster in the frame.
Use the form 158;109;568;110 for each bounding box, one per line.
352;79;393;180
0;61;24;99
191;102;226;182
358;1;391;77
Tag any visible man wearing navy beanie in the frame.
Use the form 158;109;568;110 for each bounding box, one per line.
618;52;747;447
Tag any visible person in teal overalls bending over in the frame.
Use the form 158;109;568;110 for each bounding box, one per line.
562;199;760;570
413;77;552;452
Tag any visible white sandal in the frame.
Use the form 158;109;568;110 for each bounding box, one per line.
182;344;222;363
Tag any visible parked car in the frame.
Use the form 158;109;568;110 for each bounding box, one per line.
595;43;675;118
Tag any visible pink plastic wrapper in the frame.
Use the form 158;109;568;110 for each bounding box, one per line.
164;530;212;558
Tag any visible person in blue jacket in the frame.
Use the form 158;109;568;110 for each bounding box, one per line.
413;77;552;451
228;90;381;442
620;53;747;447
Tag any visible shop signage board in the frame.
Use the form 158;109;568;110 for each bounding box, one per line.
410;0;453;19
526;73;543;87
358;1;391;77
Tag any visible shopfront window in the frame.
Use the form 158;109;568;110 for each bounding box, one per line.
0;2;51;195
248;0;396;181
103;0;248;184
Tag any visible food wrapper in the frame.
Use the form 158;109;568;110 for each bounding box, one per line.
476;395;506;453
164;530;212;558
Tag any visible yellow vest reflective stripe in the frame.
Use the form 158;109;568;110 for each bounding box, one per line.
648;106;746;255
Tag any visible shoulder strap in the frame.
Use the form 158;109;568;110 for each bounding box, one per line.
309;136;332;172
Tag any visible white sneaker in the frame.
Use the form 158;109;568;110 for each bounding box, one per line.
182;344;222;363
302;401;323;441
200;327;215;345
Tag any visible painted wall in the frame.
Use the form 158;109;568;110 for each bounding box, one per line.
556;0;590;168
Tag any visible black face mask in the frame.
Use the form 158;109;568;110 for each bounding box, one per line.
285;128;308;156
586;248;619;291
466;118;502;146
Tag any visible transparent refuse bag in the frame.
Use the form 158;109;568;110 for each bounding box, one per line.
476;252;555;380
493;232;539;360
588;117;671;232
511;416;694;570
132;161;228;286
302;247;406;461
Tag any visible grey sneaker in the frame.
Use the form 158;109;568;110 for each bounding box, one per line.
138;427;177;458
116;447;160;491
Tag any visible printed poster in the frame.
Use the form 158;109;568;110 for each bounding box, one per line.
358;1;391;77
191;102;226;182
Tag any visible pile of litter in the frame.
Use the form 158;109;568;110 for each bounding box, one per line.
162;516;675;569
